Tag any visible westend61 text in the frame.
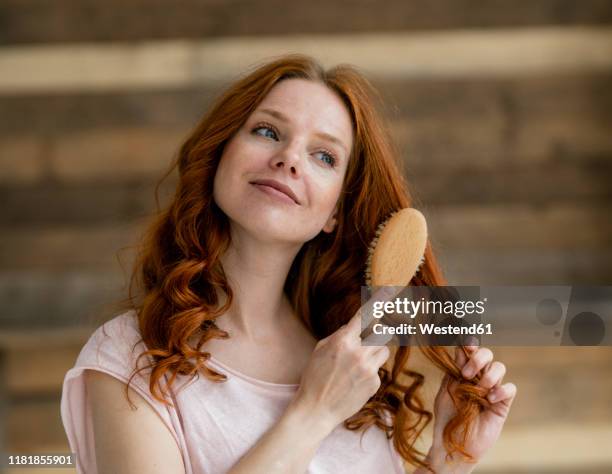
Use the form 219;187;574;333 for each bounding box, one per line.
372;323;493;336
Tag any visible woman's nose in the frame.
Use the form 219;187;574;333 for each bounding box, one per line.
272;146;301;175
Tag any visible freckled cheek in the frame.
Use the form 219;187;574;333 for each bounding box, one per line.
232;142;270;171
217;144;258;182
308;181;343;214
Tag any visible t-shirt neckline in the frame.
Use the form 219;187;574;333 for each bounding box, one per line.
207;355;300;393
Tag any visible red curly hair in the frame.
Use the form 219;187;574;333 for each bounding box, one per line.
114;53;491;473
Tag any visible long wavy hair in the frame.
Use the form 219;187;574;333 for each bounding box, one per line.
114;53;491;473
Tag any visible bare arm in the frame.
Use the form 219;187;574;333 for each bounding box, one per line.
84;370;186;474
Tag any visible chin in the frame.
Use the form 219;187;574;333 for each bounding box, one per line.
231;215;310;245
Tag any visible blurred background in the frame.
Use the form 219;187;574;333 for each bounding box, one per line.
1;1;611;473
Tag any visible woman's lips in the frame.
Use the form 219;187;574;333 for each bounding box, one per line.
249;178;301;204
251;183;299;205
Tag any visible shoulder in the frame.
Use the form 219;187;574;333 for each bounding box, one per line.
74;309;146;377
86;309;142;355
61;310;187;473
83;369;185;473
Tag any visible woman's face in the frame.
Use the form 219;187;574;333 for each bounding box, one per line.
213;78;354;244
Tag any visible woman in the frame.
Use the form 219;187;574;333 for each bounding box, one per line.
61;53;516;474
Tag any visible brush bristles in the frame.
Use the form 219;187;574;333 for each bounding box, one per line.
364;214;394;288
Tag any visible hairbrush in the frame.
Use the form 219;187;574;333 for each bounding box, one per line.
359;208;428;343
361;208;428;342
364;207;428;290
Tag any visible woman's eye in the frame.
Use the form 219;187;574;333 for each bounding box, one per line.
252;124;278;140
316;151;337;167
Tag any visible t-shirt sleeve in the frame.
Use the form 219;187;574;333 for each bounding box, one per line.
60;311;182;474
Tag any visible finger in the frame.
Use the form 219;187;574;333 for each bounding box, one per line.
438;373;450;393
461;347;493;380
345;307;364;336
370;344;391;368
478;361;506;390
454;339;479;369
454;345;466;370
487;382;518;408
359;318;377;340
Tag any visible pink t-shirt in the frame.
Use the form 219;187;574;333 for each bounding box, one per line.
61;310;406;473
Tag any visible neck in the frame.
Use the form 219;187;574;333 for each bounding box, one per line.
216;228;302;340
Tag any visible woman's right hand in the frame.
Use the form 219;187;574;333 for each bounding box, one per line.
287;290;393;432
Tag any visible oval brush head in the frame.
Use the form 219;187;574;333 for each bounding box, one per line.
365;208;428;289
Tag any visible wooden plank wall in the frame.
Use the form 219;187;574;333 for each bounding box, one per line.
1;2;611;472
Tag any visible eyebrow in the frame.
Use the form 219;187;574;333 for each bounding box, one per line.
257;107;349;155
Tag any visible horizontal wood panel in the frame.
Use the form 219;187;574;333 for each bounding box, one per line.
1;162;610;227
386;72;612;169
1;74;609;190
6;346;82;395
477;423;612;472
47;128;184;182
1;126;609;189
1;73;609;147
3;28;612;94
409;348;612;429
426;204;612;250
0;204;610;270
0;179;166;225
2;1;611;45
407;162;612;206
438;248;612;285
0;88;212;134
6;397;68;452
0;223;144;270
0;327;94;351
0;251;611;328
0;270;128;328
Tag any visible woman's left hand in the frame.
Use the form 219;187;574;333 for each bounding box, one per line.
425;344;517;474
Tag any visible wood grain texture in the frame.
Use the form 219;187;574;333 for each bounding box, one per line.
1;0;611;45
